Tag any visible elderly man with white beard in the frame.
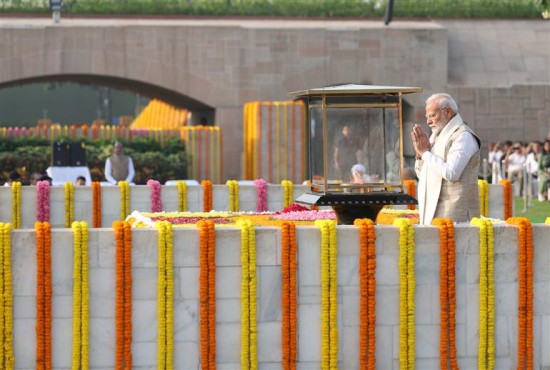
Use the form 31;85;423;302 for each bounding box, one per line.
411;93;481;225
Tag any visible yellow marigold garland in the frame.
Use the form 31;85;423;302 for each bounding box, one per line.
201;180;213;212
156;221;174;370
71;221;90;370
545;217;550;224
92;182;102;228
226;180;240;212
35;221;52;370
0;223;14;369
281;180;294;208
394;218;415;370
506;217;534;370
432;218;459;370
11;182;21;229
197;220;216;370
315;220;338;370
281;222;298;370
119;181;130;220
238;219;257;370
65;182;75;228
477;180;489;217
470;217;495;370
498;180;512;220
114;221;133;369
354;219;376;370
176;181;187;212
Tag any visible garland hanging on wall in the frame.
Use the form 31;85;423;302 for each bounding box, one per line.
201;180;213;212
281;180;293;208
197;220;216;370
35;221;52;370
226;180;239;212
477;180;489;217
498;180;512;220
470;217;495;370
147;179;163;213
281;222;297;370
238;219;257;370
432;218;458;370
156;221;174;370
36;180;51;222
506;217;534;370
114;221;133;369
11;182;21;229
176;181;187;212
92;182;102;228
119;181;130;220
354;219;377;370
315;220;338;370
71;221;90;370
0;223;14;369
394;218;415;370
64;182;75;228
254;179;268;212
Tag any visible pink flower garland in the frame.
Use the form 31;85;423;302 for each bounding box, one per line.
147;179;163;213
36;180;51;222
254;179;268;212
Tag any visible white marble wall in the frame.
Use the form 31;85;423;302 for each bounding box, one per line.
8;223;550;369
0;184;509;229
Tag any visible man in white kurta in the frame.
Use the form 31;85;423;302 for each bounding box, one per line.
411;93;481;225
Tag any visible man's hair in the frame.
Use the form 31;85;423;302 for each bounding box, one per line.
426;93;459;114
8;171;21;181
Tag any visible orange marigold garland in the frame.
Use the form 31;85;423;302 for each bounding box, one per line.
354;219;376;370
114;221;133;369
92;182;102;228
403;180;416;210
202;180;213;212
499;180;512;220
432;218;459;370
281;222;298;370
506;217;534;370
35;221;53;370
197;220;217;370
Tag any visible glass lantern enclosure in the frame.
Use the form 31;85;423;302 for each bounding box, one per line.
288;84;422;224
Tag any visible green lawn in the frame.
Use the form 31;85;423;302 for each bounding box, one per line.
513;197;550;223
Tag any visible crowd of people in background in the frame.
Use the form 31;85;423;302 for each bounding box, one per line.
487;134;550;201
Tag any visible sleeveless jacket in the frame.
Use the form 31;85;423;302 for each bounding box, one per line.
109;154;130;182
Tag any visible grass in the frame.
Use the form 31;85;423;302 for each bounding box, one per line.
513;197;550;223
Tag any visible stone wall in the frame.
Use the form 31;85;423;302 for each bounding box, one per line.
9;223;550;369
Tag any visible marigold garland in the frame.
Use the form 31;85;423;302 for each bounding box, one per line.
432;218;458;370
114;221;133;369
71;221;90;370
506;217;534;370
119;181;130;220
92;182;102;228
11;182;21;229
470;217;495;370
354;219;376;370
394;218;415;370
156;221;174;370
65;182;75;228
238;219;257;370
176;181;187;212
147;179;163;213
0;223;14;369
37;180;51;222
253;179;268;212
403;180;416;210
226;180;240;212
315;220;338;370
545;217;550;225
499;180;512;220
197;220;217;370
478;180;489;217
281;180;293;208
202;180;213;212
281;222;298;370
35;221;52;370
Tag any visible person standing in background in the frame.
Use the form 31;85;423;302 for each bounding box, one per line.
104;141;135;185
411;93;481;225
